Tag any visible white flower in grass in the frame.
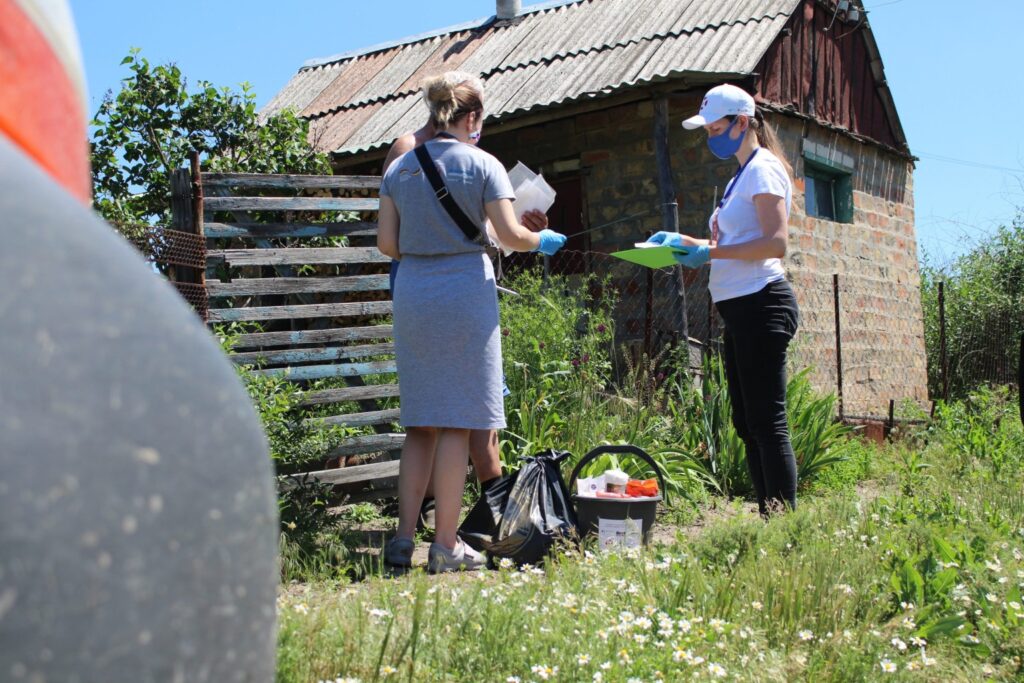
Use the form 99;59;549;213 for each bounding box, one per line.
379;665;397;677
836;583;854;595
985;592;998;603
600;661;612;670
891;637;907;652
293;602;310;615
880;659;897;673
673;648;691;663
530;664;557;680
677;618;692;633
798;629;814;642
592;673;602;683
708;663;727;678
982;664;995;675
617;649;631;664
366;607;390;622
985;559;1002;572
905;660;922;671
626;678;643;683
921;653;936;667
750;600;763;611
635;616;652;630
901;617;916;630
709;618;726;633
909;636;927;648
691;655;705;665
577;654;591;666
632;633;648;645
506;677;520;683
963;634;981;644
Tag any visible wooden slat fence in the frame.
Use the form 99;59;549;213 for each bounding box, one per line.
170;156;403;497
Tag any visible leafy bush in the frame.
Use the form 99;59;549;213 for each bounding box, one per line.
920;217;1023;400
91;49;329;230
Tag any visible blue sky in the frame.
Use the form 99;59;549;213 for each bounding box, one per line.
70;0;1024;265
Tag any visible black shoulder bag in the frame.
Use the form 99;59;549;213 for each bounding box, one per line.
413;143;488;246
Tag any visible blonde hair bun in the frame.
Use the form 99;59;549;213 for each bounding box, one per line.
421;71;484;129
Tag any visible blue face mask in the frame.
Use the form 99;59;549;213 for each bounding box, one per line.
707;118;746;160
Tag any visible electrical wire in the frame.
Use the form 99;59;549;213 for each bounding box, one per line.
916;152;1024;175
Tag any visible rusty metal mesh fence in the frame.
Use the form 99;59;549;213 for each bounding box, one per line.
125;223;209;320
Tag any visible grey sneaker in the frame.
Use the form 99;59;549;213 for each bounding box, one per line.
384;536;415;567
428;540;486;574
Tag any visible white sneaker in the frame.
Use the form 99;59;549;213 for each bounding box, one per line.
427;540;485;574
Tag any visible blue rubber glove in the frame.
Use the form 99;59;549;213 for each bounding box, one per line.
534;229;567;256
673;244;711;268
645;231;686;249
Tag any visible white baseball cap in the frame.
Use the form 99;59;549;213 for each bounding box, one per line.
681;84;756;129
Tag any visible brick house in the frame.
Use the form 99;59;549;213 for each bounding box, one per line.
264;0;928;415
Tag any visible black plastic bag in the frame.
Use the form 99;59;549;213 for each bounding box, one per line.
458;450;578;565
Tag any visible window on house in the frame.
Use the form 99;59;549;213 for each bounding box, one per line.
803;148;854;223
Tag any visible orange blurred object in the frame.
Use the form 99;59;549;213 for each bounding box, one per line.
626;478;659;497
0;0;90;202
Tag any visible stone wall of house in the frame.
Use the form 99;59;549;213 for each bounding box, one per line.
343;90;929;415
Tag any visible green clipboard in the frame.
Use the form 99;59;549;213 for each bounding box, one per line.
610;244;688;269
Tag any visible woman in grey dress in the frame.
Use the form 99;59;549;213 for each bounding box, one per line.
377;73;567;572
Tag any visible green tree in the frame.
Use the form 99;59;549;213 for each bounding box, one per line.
90;48;330;233
920;214;1024;399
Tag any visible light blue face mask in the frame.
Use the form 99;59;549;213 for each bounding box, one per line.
707;118;746;159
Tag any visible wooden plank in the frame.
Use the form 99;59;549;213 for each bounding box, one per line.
231;342;394;366
203;221;377;239
204;196;379;212
252;360;396;381
286;458;400;487
230;325;393;349
207;274;389;297
202;173;381;191
299;383;400;407
207;247;389;266
328;433;405;460
305;408;401;429
208;301;391;323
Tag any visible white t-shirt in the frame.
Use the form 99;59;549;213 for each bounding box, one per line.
708;148;792;303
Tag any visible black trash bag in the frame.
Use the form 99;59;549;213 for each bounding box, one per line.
458;450;578;566
457;473;517;553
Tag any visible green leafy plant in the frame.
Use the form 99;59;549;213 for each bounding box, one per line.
91;48;330;231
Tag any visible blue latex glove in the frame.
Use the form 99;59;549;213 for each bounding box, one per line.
534;229;567;256
673;244;710;269
645;231;685;249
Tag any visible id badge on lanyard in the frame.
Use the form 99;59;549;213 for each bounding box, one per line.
712;148;759;245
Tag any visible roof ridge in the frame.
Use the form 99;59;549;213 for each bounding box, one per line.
303;10;793;121
300;0;584;71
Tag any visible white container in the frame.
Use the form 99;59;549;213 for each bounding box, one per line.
604;468;628;493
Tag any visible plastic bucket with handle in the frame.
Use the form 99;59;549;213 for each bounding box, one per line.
567;445;666;548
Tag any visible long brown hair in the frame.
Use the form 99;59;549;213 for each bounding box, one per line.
728;108;793;178
421;71;484;130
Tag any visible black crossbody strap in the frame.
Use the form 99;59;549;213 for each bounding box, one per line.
414;144;484;244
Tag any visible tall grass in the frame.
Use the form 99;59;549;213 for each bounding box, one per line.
278;415;1024;682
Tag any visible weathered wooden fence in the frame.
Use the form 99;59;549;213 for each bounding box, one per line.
170;155;403;496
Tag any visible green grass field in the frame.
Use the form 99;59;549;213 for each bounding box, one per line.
276;402;1024;683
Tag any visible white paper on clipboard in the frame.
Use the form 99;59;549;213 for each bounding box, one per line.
488;162;557;255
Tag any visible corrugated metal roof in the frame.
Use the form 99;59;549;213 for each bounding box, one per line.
264;0;802;156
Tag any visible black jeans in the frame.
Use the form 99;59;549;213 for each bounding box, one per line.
715;279;800;516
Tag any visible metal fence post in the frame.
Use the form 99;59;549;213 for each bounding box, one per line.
833;273;844;420
938;280;948;402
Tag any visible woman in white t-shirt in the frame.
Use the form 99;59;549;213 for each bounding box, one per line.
645;84;800;517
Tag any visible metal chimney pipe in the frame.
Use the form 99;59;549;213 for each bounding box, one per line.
497;0;521;20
